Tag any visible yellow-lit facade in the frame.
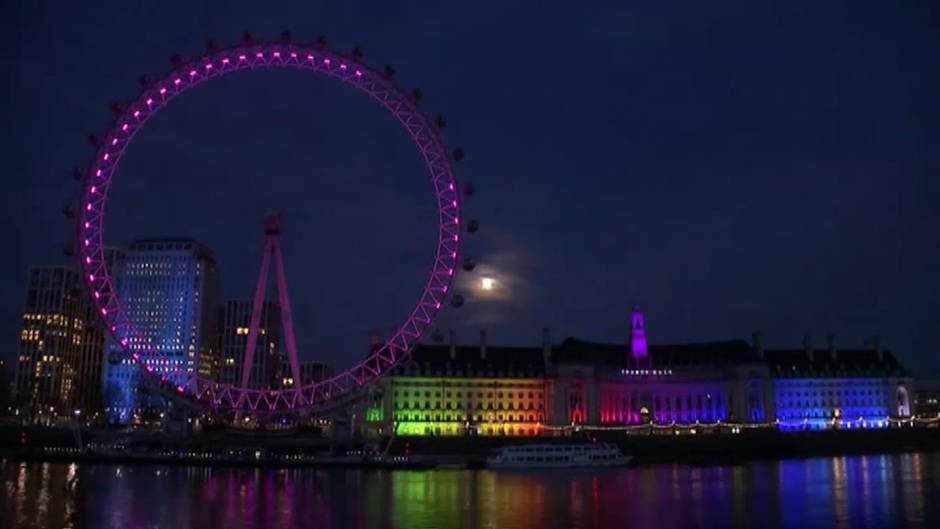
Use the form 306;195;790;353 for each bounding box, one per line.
386;376;550;436
362;334;552;437
13;267;95;423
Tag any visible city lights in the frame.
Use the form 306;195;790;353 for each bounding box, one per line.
4;29;935;529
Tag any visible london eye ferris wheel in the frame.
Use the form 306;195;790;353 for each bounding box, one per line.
74;33;469;415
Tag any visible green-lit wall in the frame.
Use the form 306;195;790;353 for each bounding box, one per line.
375;376;550;436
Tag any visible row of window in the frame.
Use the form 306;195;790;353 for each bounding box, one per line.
397;390;543;399
395;413;544;423
779;400;883;408
779;388;884;397
646;394;725;413
778;410;887;419
397;425;540;436
395;401;544;411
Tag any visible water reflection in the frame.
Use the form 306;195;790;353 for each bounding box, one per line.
1;453;938;529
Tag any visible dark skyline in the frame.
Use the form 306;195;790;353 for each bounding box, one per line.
3;1;938;376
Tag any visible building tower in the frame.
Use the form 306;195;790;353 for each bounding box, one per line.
241;213;302;395
102;239;218;424
218;299;282;389
295;361;334;386
13;267;86;423
630;305;648;362
72;247;125;419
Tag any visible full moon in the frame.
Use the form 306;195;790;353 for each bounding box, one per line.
480;277;495;291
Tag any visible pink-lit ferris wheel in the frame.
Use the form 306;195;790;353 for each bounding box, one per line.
76;36;462;414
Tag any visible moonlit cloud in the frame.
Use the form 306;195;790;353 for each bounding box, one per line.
450;235;539;327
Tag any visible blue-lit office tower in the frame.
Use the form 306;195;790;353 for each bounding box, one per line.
102;240;219;424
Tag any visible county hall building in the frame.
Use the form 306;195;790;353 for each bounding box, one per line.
361;307;913;437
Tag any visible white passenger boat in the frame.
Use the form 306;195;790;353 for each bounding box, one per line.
486;443;632;469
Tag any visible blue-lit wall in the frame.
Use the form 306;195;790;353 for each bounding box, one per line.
102;242;215;424
774;378;893;431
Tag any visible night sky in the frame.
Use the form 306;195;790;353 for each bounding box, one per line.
3;2;938;377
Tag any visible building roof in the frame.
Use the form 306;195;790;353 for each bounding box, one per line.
552;338;760;368
396;343;546;378
763;348;907;378
127;239;216;262
393;336;909;379
914;379;940;392
398;337;764;377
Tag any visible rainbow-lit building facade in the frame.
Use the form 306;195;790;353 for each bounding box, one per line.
364;307;912;436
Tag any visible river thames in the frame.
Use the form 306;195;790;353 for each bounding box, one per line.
2;452;939;528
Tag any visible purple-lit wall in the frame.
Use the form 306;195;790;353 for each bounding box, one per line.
597;378;731;425
629;306;648;359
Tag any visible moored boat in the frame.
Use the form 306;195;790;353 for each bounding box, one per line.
486;443;632;469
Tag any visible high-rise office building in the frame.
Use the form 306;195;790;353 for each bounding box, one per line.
13;267;87;423
12;249;124;424
71;248;125;419
276;359;334;389
218;300;282;389
298;361;334;386
102;239;218;424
